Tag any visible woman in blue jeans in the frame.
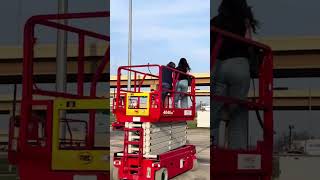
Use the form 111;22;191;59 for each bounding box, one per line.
211;0;259;149
174;58;191;108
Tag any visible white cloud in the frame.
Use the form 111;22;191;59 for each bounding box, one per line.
110;0;210;73
111;0;209;21
133;25;208;42
135;0;209;17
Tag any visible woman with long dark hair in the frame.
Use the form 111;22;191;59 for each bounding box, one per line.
211;0;259;149
175;58;191;108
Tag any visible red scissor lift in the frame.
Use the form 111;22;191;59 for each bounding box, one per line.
7;12;110;180
211;28;274;180
112;65;197;180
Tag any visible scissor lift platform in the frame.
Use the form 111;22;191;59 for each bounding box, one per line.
7;12;110;180
112;65;197;180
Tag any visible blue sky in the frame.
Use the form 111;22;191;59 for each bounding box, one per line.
110;0;210;75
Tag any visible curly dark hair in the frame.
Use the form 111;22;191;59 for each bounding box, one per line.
167;62;176;68
177;58;191;72
218;0;259;33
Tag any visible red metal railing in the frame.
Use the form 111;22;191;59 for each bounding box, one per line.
113;64;196;122
16;11;109;158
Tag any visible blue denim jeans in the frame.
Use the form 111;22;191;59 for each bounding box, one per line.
162;82;171;104
174;79;189;108
211;57;250;149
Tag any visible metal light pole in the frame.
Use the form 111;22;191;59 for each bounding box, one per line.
289;125;294;151
308;88;312;140
127;0;133;90
56;0;68;138
57;0;68;93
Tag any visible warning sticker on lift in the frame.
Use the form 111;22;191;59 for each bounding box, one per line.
184;110;192;116
237;154;261;170
133;117;141;122
73;175;97;180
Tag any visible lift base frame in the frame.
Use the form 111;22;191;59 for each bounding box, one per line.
19;160;108;180
113;145;197;180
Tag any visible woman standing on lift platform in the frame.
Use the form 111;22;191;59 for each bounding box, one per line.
175;58;191;109
211;0;259;149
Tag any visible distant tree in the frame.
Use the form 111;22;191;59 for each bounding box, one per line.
274;131;312;152
196;104;202;110
274;132;288;152
293;131;310;140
